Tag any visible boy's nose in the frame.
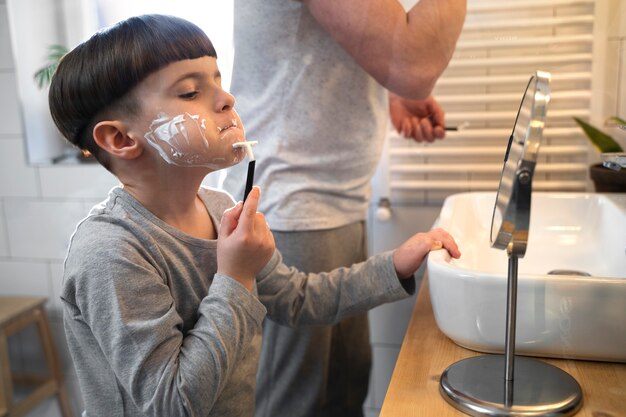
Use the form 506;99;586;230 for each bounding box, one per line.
217;90;235;112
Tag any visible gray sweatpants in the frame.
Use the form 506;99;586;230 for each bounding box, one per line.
255;221;371;417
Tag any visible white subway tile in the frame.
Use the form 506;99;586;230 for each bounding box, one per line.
0;3;13;69
0;200;8;256
0;139;39;197
49;261;64;319
0;72;22;136
39;164;119;199
0;260;49;296
4;199;86;260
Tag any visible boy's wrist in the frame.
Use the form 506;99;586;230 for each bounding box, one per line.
217;269;255;291
211;273;267;324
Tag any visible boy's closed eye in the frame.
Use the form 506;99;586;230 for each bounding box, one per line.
179;91;199;100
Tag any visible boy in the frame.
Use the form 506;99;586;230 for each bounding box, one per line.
50;14;460;417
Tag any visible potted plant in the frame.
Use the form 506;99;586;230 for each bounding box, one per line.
34;44;68;89
34;44;94;162
573;116;626;192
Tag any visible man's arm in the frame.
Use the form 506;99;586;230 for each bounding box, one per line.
303;0;466;99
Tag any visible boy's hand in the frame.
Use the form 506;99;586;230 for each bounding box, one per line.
393;228;460;279
217;186;275;291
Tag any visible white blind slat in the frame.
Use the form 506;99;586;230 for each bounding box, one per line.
389;145;589;157
390;180;587;191
437;72;591;87
462;14;593;31
387;127;583;139
391;163;588;174
436;90;590;105
377;0;597;203
468;0;594;12
448;54;592;68
456;34;593;50
445;109;589;122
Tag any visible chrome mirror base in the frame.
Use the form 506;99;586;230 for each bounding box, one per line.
440;355;582;417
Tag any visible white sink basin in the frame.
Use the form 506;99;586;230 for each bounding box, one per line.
428;192;626;362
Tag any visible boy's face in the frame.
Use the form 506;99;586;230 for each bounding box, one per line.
132;56;246;169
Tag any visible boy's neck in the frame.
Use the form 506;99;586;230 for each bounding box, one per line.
120;167;217;240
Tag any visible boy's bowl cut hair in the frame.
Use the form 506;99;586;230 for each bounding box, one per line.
49;14;217;165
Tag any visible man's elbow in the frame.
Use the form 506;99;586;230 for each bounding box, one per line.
385;65;441;100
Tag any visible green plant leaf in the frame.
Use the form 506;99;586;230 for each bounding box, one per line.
573;117;624;153
608;116;626;129
33;44;68;89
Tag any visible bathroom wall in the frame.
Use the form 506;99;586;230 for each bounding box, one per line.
0;2;118;415
1;1;625;417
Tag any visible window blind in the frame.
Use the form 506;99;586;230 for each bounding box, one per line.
377;0;606;205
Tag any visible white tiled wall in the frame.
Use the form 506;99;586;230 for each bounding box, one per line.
0;2;117;415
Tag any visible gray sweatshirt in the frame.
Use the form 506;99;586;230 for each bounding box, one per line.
61;186;412;417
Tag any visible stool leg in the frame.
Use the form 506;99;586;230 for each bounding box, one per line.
0;329;13;416
35;308;74;417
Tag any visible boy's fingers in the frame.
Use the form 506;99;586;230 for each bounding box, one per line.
239;186;261;231
430;228;461;258
220;202;243;236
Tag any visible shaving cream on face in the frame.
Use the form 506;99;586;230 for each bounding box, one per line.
144;112;245;169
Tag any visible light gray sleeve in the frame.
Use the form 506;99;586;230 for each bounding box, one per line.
63;223;266;417
255;249;414;327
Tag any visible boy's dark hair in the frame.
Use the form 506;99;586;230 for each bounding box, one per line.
49;14;217;168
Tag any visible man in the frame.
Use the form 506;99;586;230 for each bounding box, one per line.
223;1;466;416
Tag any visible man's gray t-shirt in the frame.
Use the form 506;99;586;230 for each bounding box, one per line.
61;186;412;417
223;0;389;231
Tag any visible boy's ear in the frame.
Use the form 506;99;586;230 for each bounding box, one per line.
93;121;143;160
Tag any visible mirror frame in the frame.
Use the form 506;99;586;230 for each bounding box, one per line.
490;70;551;257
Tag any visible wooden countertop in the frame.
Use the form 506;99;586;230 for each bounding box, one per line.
380;275;626;417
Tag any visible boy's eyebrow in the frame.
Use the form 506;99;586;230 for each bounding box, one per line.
172;70;222;86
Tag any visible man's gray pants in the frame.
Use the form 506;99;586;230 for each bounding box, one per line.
255;221;370;417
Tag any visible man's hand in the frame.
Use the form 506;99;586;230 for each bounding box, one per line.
389;94;446;142
393;228;460;279
217;186;275;291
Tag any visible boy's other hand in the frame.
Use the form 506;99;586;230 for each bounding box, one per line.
217;186;275;291
393;228;460;279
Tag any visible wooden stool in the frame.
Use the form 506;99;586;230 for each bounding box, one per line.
0;297;73;417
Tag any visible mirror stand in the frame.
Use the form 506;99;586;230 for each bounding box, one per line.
439;72;582;416
438;251;583;416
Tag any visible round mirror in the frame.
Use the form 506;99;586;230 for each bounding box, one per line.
490;71;551;256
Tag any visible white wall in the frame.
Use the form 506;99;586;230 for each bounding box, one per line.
0;2;118;415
